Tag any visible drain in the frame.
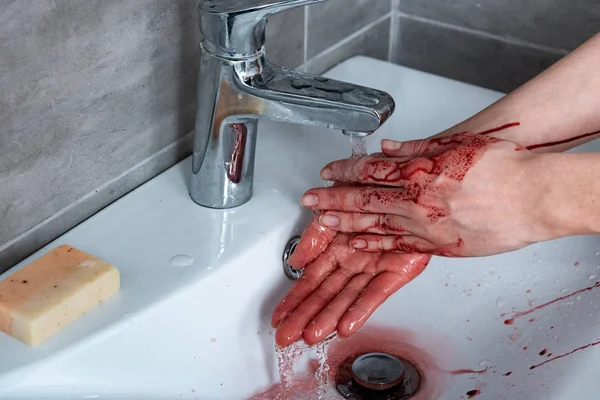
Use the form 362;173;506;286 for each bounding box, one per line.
335;352;421;399
282;236;303;280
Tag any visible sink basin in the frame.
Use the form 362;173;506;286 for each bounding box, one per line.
2;56;600;399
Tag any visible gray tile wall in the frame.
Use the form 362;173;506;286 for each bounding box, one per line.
0;0;394;270
392;0;600;93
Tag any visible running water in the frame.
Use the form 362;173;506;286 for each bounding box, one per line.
350;136;367;158
276;340;311;391
324;135;367;188
314;332;338;396
272;333;338;400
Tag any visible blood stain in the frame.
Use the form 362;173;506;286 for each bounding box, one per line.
503;282;600;325
503;371;512;376
526;129;600;150
466;389;481;398
252;325;486;400
539;349;547;356
530;339;600;370
476;122;521;136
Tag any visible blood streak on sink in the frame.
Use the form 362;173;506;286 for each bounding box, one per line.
502;281;600;325
251;325;491;399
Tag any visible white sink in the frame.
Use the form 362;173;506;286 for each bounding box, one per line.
2;56;600;400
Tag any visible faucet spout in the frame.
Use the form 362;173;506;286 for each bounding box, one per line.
236;58;395;133
191;0;396;209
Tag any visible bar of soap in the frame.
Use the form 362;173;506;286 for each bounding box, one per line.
0;245;120;346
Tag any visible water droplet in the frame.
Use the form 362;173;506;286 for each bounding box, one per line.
554;279;560;285
537;326;543;330
479;359;491;367
237;93;243;100
595;251;600;257
169;254;195;267
561;288;570;293
509;334;521;341
495;298;505;308
590;275;597;280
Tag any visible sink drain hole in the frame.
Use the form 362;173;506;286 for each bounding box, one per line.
282;236;303;280
336;352;421;399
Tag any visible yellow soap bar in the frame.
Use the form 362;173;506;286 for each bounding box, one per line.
0;245;120;346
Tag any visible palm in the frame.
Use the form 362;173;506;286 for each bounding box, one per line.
272;217;430;347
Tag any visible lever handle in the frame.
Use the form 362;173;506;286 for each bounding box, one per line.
199;0;327;58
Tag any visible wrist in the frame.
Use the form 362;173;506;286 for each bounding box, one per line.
527;153;597;241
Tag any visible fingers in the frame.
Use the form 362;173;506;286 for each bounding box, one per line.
381;138;434;158
318;212;416;235
320;157;418;187
287;215;337;270
302;273;373;345
271;242;338;328
381;135;464;158
350;234;436;254
301;186;416;215
275;269;354;347
337;254;429;337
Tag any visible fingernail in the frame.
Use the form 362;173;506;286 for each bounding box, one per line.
319;214;339;227
301;194;318;207
320;168;333;180
351;239;367;249
382;139;401;150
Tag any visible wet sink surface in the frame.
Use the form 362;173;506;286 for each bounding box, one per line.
2;56;600;399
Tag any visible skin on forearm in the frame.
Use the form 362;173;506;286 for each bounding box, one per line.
530;152;600;241
434;32;600;153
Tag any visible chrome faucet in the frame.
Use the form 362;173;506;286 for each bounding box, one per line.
191;0;396;208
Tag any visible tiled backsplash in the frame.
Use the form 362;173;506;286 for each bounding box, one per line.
392;0;599;92
2;0;598;270
0;0;393;271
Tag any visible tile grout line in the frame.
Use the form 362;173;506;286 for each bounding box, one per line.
305;12;392;68
388;9;397;62
398;12;570;56
303;6;309;68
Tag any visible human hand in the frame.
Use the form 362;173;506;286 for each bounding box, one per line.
271;215;430;347
299;132;546;257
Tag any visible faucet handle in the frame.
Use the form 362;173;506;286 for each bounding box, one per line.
199;0;327;58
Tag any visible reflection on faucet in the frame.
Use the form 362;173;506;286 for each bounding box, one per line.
191;0;396;209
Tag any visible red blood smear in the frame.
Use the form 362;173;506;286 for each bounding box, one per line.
452;367;489;375
326;326;456;400
251;325;481;400
466;389;481;398
209;338;217;343
523;346;528;350
526;129;600;150
503;282;600;325
526;289;532;294
539;349;547;356
574;262;580;267
476;122;520;136
528;319;535;323
530;339;600;370
227;123;247;184
250;379;318;400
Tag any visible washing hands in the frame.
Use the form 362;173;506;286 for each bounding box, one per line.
271;132;544;347
272;31;600;347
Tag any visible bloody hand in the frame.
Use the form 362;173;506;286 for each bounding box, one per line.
300;132;545;257
271;216;430;347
